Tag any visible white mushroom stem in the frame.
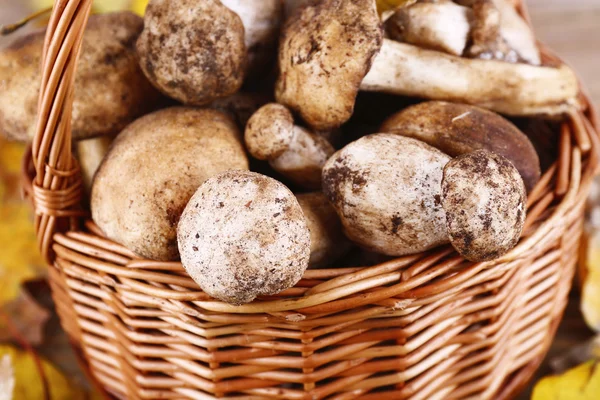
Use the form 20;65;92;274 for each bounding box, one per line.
491;0;540;65
386;0;472;57
361;39;580;116
220;0;282;74
269;126;334;189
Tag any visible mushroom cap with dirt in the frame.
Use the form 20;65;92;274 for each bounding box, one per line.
178;170;310;305
380;101;541;192
0;11;162;142
245;103;335;189
91;107;249;261
442;150;526;262
322;133;451;256
136;0;247;105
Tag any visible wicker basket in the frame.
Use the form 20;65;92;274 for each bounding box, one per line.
22;0;600;399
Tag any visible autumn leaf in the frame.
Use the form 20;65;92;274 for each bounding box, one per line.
0;288;50;346
0;345;87;400
532;360;600;400
0;138;46;306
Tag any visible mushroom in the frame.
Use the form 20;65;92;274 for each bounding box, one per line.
177;170;310;305
0;11;163;142
136;0;246;105
283;0;318;19
276;0;579;130
220;0;283;76
322;133;451;256
385;0;472;56
380;101;541;192
76;136;115;195
245;103;335;189
441;150;526;262
297;192;352;268
91;107;249;261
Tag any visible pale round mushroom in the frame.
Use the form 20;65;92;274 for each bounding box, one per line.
76;135;115;195
91;107;249;261
136;0;246;105
0;11;163;142
322;133;451;256
245;103;335;189
178;171;310;305
297;192;351;268
442;150;526;262
220;0;283;76
380;101;541;192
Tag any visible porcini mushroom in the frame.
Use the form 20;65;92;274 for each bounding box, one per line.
178;171;310;305
0;12;163;142
381;101;541;192
297;192;352;267
221;0;283;76
442;150;526;262
245;103;335;189
76;136;115;195
276;0;579;130
136;0;246;105
91;108;249;261
385;0;471;56
322;133;451;256
209;91;271;129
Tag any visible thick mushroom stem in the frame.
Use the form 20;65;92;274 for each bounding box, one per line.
220;0;283;76
361;39;580;116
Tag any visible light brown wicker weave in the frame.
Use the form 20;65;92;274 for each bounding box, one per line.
22;0;600;399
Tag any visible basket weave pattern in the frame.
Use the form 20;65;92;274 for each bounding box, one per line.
24;0;600;399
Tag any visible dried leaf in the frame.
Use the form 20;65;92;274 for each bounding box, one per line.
0;345;87;400
0;138;46;306
0;289;50;346
532;360;600;400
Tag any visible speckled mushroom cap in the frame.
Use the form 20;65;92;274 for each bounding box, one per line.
177;171;311;305
0;12;162;142
91;107;249;261
380;101;541;192
322;133;451;256
276;0;383;131
136;0;246;105
245;103;295;160
442;150;526;262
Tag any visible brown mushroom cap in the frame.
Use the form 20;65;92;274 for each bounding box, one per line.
322;133;451;256
245;103;295;160
0;12;162;142
442;150;526;262
276;0;383;131
381;101;541;192
177;171;310;305
91;107;249;261
136;0;246;105
296;192;352;267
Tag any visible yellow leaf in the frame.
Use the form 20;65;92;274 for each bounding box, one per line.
29;0;132;14
376;0;416;14
532;361;600;400
0;138;46;306
130;0;149;15
0;345;86;400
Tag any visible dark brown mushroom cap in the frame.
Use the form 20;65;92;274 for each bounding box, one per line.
380;101;541;192
177;171;311;305
276;0;383;131
442;150;526;262
136;0;247;105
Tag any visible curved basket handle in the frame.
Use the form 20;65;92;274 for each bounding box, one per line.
31;0;93;262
